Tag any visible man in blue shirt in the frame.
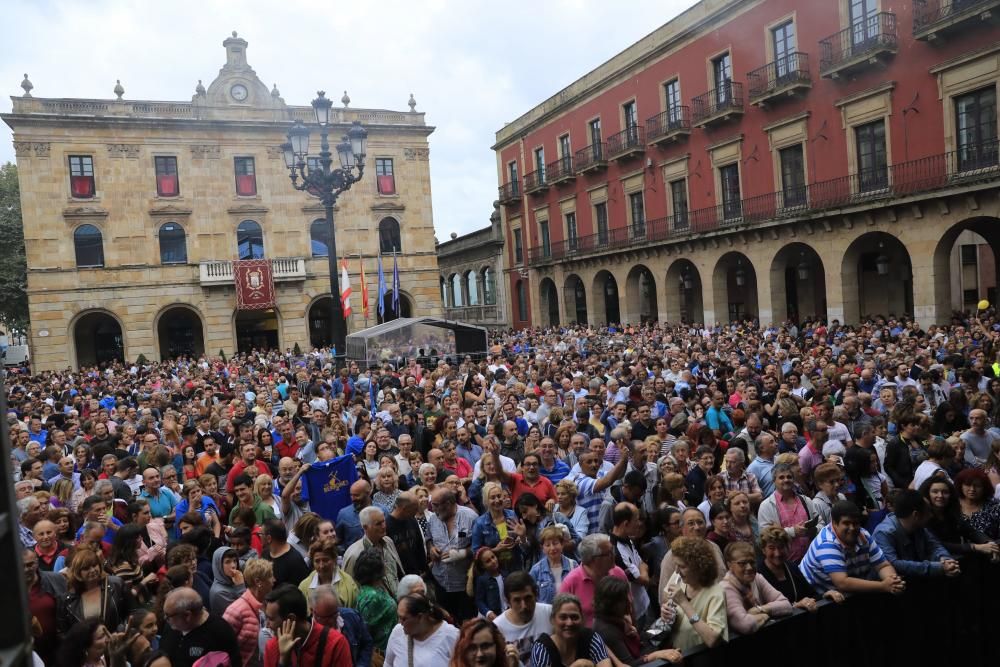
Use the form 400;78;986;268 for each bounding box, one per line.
75;495;123;544
139;467;178;521
336;479;374;552
800;500;906;596
704;392;733;438
873;490;960;579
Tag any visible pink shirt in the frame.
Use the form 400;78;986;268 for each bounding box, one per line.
559;565;627;626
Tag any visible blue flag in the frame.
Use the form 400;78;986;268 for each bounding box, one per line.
302;454;358;522
369;371;378;411
392;252;400;314
377;253;387;318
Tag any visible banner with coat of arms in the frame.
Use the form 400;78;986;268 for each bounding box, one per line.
234;259;276;310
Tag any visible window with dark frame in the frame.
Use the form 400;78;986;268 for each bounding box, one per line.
310;219;330;257
69;155;95;198
955;86;998;171
514;228;523;264
961;244;978;266
850;0;879;49
517;281;528;321
589;118;602;155
719;163;742;219
855;119;888;192
772;21;796;80
375;158;396;195
534;147;545;179
236;220;264;259
713;52;733;103
566;212;577;251
670;179;689;228
623;101;638;142
154;156;179;197
508;161;519;195
74;224;104;267
779;144;807;208
234;157;257;196
629;191;645;238
595;201;609;245
158;222;187;264
539;220;551;258
665;80;681;124
379;217;402;254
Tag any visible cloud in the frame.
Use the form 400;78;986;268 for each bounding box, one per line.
0;0;698;237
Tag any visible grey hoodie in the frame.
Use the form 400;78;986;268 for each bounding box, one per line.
209;546;246;616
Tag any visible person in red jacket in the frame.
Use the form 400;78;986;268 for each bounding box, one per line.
263;584;352;667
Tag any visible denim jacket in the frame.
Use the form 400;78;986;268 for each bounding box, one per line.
529;554;579;603
471;509;523;571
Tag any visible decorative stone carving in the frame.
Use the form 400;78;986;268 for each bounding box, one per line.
106;144;140;159
21;73;33;97
265;145;284;159
149;204;193;217
408;93;417;112
191;144;221;159
114;79;125;101
13;141;32;156
62;205;109;221
195;79;206;96
341;90;350;108
371;201;405;212
31;142;51;158
404;147;429;161
227;203;269;215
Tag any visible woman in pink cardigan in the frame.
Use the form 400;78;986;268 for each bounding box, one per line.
719;541;793;635
223;558;275;666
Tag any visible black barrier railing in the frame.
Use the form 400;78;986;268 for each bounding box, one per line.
523;138;999;265
666;554;1000;667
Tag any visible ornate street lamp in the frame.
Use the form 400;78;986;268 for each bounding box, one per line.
735;260;746;287
284;91;368;367
876;241;890;276
797;252;810;281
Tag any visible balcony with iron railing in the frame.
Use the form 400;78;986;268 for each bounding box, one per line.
200;257;307;285
547;156;576;186
523;168;548;195
575;142;608;174
691;81;744;128
606;126;646;161
820;12;897;78
913;0;1000;40
498;181;520;205
525;138;999;265
646;106;691;146
747;52;811;106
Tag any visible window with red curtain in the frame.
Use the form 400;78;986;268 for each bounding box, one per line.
376;158;395;195
155;156;179;197
234;157;257;196
69;155;95;198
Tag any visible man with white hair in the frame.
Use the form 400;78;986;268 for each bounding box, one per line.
341;505;402;595
310;584;373;667
719;448;762;507
17;496;45;548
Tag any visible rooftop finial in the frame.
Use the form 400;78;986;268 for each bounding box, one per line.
114;79;125;101
341;90;350;108
232;30;238;38
20;73;33;97
408;93;417;112
195;79;206;96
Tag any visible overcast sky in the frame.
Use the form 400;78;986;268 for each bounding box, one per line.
1;0;698;238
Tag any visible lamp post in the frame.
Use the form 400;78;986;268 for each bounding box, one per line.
283;91;368;368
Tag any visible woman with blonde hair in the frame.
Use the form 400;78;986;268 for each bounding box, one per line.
658;472;688;510
664;536;728;651
552;478;589;539
57;546;133;636
254;473;282;520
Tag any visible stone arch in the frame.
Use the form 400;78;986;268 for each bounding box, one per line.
932;217;1000;321
563;273;588;325
378;290;413;323
625;264;658;324
665;259;704;325
450;273;464;307
841;231;913;324
592;270;621;325
233;306;282;353
69;308;126;368
465;270;480;305
769;243;828;324
306;295;335;349
538;277;560;328
481;267;497;305
153;303;206;361
712;251;759;322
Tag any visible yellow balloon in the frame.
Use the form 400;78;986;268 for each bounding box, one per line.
978;299;990;310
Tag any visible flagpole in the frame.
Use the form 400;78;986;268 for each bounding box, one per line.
359;253;368;329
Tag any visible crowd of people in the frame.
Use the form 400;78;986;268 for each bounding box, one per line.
8;313;1000;667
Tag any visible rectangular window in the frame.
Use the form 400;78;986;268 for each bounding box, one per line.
69;155;95;198
955;86;998;171
961;244;978;265
375;158;396;195
964;288;979;307
514;228;523;264
517;281;528;321
855;120;888;192
534;147;545;173
566;212;578;250
665;80;681;123
234;157;257;196
670;178;689;228
154;156;179;197
589;118;602;150
719;163;742;219
595;202;609;245
539;221;551;258
772;20;796;79
713;52;733;102
850;0;879;49
779;144;807;208
508;161;519;195
623;101;638;131
559;135;571;159
629;192;645;238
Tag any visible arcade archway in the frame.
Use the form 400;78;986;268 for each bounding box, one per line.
73;310;124;368
156;305;205;360
713;251;758;322
770;243;827;324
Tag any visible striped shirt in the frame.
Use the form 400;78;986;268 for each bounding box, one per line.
799;524;886;594
571;472;605;533
530;629;608;667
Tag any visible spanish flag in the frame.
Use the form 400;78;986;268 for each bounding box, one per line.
359;255;370;319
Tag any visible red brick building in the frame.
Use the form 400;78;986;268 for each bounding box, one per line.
494;0;1000;328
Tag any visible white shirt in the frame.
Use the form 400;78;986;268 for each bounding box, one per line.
493;604;553;667
384;621;460;667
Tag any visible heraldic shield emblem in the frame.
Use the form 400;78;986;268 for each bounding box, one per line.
234;259;276;310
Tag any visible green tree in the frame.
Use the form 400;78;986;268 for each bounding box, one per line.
0;162;28;334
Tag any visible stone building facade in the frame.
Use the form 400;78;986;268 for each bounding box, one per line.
436;202;509;329
493;0;1000;329
4;33;441;370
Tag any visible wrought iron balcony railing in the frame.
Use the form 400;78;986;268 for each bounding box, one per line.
523;168;548;194
525;138;999;264
691;81;744;126
498;181;520;204
646;106;691;144
546;155;576;185
820;12;897;77
913;0;1000;38
574;142;608;173
747;52;811;103
606;126;645;160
